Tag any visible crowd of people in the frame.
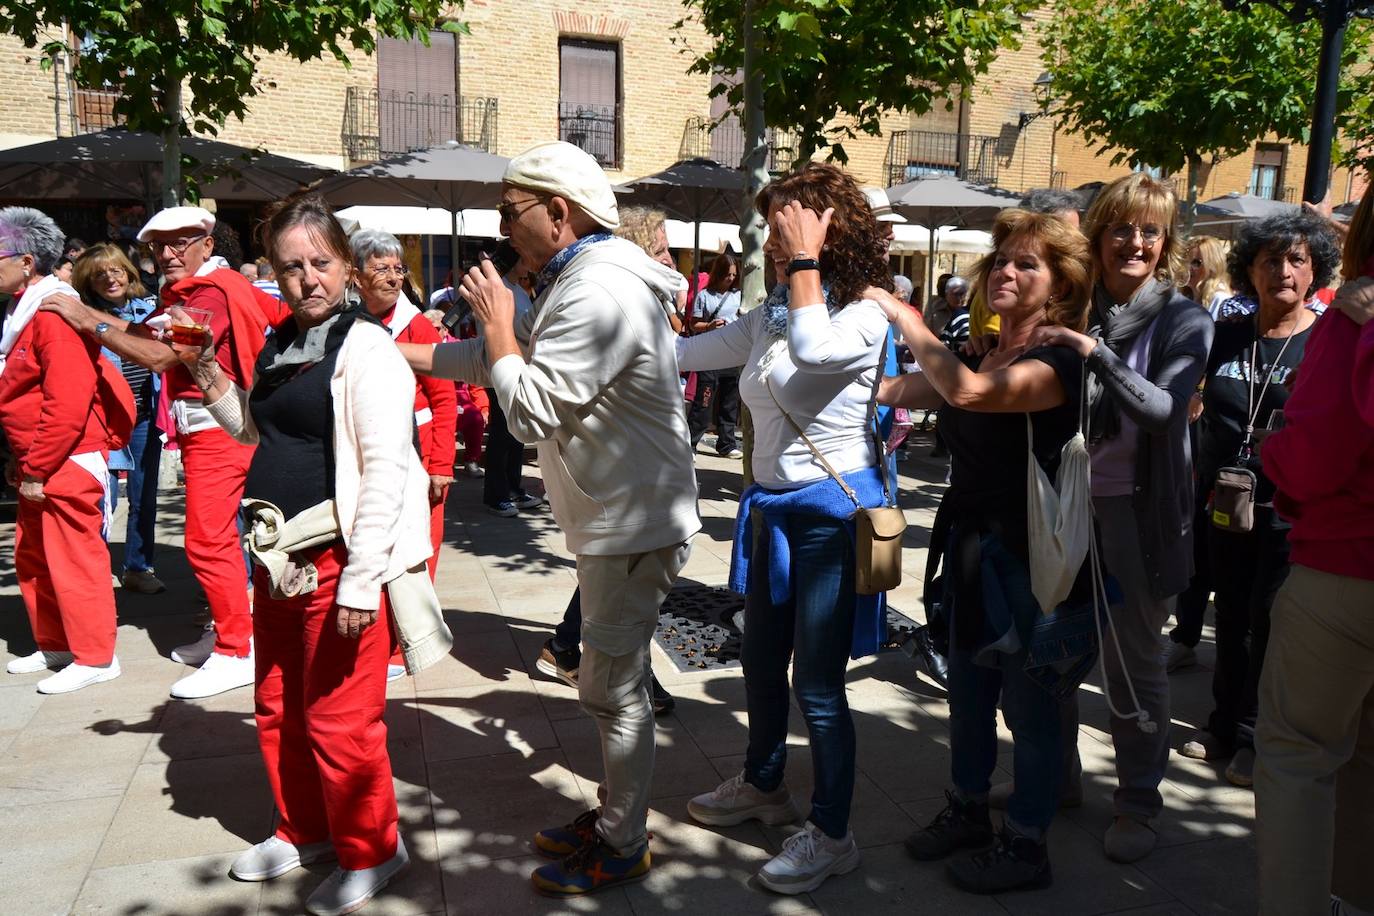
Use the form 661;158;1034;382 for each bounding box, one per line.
0;139;1371;916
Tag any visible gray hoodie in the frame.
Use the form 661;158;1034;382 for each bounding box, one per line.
433;237;700;556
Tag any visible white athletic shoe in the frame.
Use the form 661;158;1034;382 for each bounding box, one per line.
7;649;74;675
756;821;861;895
170;651;254;699
170;623;217;666
305;836;409;915
687;772;801;827
36;657;121;694
230;835;336;882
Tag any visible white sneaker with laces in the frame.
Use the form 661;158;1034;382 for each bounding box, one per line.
305;836;409;916
170;651;255;699
230;835;336;882
757;821;860;895
7;649;74;675
37;657;121;694
171;623;218;666
687;772;801;827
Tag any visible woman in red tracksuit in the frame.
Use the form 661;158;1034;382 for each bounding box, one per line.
351;230;457;578
0;206;121;695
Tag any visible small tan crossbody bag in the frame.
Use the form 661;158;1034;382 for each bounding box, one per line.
765;349;906;595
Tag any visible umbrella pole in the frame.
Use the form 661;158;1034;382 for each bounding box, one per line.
693;215;702;308
450;207;461;290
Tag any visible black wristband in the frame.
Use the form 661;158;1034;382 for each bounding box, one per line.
786;257;820;277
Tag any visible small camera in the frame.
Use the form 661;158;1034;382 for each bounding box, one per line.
441;240;519;337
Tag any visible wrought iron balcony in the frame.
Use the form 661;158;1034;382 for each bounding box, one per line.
73;87;123;133
678;116;797;173
342;87;499;163
559;102;621;170
883;129;1003;187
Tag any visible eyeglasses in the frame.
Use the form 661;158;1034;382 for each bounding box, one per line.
366;264;408;278
0;250;19;261
497;198;545;224
152;235;207;257
94;267;128;281
1107;222;1164;246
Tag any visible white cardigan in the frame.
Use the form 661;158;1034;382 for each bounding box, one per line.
205;319;435;609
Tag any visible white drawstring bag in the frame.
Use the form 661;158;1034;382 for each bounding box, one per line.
1025;402;1092;615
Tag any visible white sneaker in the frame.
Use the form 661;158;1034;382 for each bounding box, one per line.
463;461;484;478
688;772;801;827
7;649;74;674
37;657;121;694
305;836;409;915
170;624;217;666
386;664;407;682
757;821;860;895
170;651;255;699
230;835;335;882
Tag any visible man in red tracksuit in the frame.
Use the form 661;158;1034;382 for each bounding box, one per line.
40;206;288;699
0;218;122;695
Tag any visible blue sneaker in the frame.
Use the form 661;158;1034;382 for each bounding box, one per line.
533;808;598;859
530;834;650;897
486;500;518;518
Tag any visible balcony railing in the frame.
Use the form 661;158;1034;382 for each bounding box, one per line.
883;129;1003;187
342;87;499;163
73;87;122;133
559;102;620;170
678;116;797;173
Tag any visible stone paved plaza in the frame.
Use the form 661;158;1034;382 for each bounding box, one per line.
0;434;1255;916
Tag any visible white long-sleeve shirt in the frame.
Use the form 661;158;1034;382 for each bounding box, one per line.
677;298;889;489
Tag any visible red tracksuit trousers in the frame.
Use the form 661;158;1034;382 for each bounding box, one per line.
15;460;117;666
254;541;398;870
180;427;254;656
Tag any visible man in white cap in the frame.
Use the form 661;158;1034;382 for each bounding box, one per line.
862;186;906;253
400;141;700;897
40;206;288;700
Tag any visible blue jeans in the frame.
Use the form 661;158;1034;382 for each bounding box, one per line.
948;534;1062;834
109;416;160;572
743;512;857;839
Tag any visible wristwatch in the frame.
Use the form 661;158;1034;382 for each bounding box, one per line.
786;257;821;277
93;321;110;338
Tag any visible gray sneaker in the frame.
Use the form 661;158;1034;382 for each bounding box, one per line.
1163;640;1197;672
230;835;335;881
687;772;800;827
305;836;409;915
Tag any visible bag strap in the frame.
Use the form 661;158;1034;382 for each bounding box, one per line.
1240;318;1296;457
765;375;863;510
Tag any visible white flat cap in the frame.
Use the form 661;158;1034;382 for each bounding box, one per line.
862;187;906;223
137;206;216;242
503;141;619;230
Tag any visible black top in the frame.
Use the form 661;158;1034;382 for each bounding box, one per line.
938;344;1085;565
1198;315;1313;503
244;323;338;520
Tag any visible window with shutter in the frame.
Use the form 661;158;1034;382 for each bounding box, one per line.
559;39;621;168
376;31;459;156
1250;145;1287;200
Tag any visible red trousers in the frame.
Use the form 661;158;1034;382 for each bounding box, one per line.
254;541;398;870
426;498;444;581
15;460;117;665
181;427;254;656
455;386;486;464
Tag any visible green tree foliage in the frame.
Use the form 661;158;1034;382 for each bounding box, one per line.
678;0;1037;163
2;0;465;201
1040;0;1370;219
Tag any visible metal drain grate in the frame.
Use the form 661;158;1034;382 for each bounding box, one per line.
654;584;925;673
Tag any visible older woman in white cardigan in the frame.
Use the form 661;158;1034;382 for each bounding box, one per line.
173;195;447;916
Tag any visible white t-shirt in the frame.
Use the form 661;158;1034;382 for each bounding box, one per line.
677;299;889;489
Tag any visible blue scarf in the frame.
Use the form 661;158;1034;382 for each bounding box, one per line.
729;467;890;659
759;280;835;338
535;232;614;298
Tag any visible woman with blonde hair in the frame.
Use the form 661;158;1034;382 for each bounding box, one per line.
1184;235;1232;317
1025;172;1213;864
72;243;164;593
870;208;1092;892
617;204;686;333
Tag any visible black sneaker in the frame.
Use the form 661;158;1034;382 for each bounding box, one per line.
945;824;1052;894
905;790;994;861
536;638;579;688
650;675;675;716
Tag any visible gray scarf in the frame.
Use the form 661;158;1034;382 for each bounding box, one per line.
1087;277;1172;444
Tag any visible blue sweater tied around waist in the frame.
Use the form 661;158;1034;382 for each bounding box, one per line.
729;465;890;659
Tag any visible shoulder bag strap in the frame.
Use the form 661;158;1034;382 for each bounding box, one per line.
764;375;863;510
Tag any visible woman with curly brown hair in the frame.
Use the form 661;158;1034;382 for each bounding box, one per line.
677;162;893;894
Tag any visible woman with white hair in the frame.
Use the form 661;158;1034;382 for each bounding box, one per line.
350;228;456;578
0;206;125;694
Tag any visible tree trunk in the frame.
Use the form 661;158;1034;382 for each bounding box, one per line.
1182;153;1212;238
160;72;183;208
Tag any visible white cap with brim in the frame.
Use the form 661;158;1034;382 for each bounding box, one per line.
137;206;216;242
503;141;619;230
862;187;906;223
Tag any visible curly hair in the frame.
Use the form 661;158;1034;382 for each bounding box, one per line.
969;208;1092;332
1082;172;1183;285
1227;211;1340;301
614;205;668;255
756;162;894;307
